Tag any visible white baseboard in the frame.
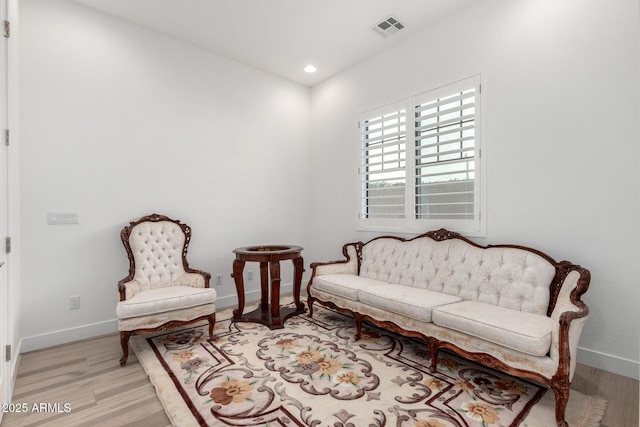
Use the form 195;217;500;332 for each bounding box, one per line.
577;346;639;380
20;318;119;353
18;284;296;353
215;283;294;310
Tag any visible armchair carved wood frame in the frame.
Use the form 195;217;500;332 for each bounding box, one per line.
116;213;216;366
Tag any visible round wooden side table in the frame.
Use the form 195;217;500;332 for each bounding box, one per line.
231;245;305;329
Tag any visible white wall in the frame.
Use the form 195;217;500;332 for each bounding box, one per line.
19;0;311;350
309;0;640;378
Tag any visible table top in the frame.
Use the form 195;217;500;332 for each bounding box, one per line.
233;245;302;255
233;245;303;261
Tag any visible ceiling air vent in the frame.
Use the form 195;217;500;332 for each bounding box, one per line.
371;15;405;38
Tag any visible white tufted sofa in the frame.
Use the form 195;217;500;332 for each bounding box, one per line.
116;214;217;366
307;229;590;427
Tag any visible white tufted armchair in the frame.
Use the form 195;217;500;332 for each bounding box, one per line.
116;213;216;366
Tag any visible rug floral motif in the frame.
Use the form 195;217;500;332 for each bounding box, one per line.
146;305;546;427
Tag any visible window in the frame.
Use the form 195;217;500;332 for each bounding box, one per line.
358;75;484;235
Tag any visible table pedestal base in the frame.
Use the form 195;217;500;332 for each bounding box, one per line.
231;245;305;330
234;302;305;329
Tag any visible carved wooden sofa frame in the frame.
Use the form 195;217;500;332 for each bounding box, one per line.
306;229;590;427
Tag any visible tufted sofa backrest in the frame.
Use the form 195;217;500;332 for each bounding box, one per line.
359;237;556;315
128;220;187;290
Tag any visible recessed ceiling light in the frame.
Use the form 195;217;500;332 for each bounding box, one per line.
304;65;317;73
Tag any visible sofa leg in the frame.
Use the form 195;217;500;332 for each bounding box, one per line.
551;377;570;427
307;298;314;318
119;331;132;366
427;337;439;373
208;313;216;341
354;314;363;340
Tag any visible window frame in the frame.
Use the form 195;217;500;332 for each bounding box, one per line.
356;75;485;237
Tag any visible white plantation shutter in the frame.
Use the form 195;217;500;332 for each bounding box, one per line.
358;75;483;235
413;80;477;221
360;106;407;220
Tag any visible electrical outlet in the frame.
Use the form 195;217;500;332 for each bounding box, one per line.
70;295;80;310
247;270;254;280
215;274;223;286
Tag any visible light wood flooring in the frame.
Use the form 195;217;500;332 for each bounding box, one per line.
1;332;638;427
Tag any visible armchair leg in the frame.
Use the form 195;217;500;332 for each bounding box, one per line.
207;313;216;341
552;376;570;427
119;331;132;366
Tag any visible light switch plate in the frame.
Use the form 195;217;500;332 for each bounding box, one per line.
48;211;79;225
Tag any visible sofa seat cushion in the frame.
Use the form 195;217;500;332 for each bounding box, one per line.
358;284;462;323
116;286;217;319
431;301;554;356
312;274;387;301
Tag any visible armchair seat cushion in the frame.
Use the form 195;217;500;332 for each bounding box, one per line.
358;284;462;323
432;301;555;356
312;274;387;301
117;286;217;320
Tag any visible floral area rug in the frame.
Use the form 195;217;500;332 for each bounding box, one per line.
131;304;606;427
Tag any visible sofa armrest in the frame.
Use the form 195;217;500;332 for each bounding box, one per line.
310;243;360;277
549;265;590;380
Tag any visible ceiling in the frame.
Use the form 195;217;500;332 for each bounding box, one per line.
73;0;478;87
